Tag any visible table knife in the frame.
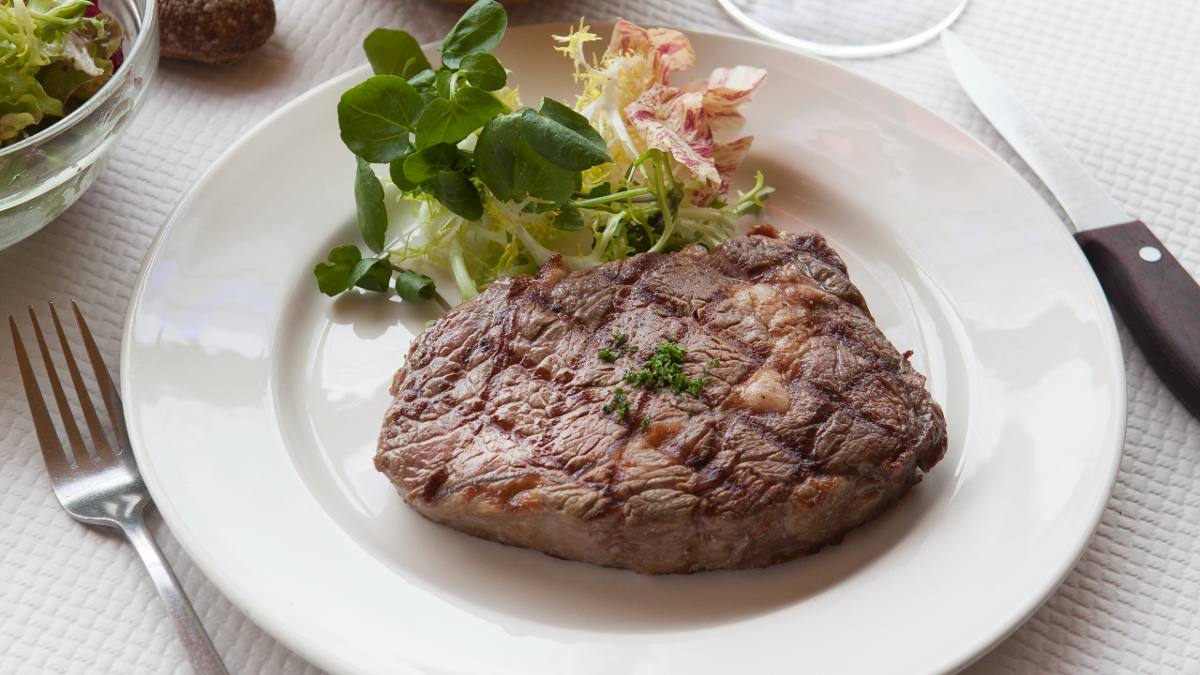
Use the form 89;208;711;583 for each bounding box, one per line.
941;30;1200;420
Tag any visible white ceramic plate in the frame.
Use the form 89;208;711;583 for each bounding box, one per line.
122;25;1125;675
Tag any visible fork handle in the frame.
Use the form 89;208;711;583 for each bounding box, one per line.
120;516;230;675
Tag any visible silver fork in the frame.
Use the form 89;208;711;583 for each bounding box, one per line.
10;302;229;675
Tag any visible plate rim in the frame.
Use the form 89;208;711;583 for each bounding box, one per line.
121;24;1127;675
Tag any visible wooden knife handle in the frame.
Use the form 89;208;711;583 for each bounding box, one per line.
1075;221;1200;419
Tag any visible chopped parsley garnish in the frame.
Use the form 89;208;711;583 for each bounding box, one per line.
602;386;629;419
623;338;708;397
599;338;710;426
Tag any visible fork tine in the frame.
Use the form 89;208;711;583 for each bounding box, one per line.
49;303;115;461
71;301;132;454
27;308;92;467
9;316;71;478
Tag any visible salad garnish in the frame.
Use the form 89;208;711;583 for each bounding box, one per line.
315;0;772;302
0;0;122;147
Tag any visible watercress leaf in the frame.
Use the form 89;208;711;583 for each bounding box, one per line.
350;257;393;292
408;68;436;90
586;182;612;198
389;156;418;191
427;170;483;220
435;68;454;99
354;157;389;252
459;52;506;91
414;99;454;147
338;75;422;162
439;0;507;68
473;113;520;200
414;86;504;147
475;110;580;204
403;143;461;183
416;89;438;114
328;245;362;266
395;268;437;301
527;162;581;204
363;28;431;78
522;97;611;170
456;85;506;113
553;203;584;231
347;257;377;286
313;268;349;296
313;245;362;296
538;97;605;145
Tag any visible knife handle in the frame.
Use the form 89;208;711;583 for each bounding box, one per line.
1075;221;1200;419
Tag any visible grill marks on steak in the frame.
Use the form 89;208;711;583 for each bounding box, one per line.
376;225;947;573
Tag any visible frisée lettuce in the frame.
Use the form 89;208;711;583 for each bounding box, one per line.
315;1;772;303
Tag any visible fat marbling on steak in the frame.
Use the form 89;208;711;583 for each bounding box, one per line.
375;225;947;574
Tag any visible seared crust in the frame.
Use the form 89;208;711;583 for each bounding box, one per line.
376;225;947;574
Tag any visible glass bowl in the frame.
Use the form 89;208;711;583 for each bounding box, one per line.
0;0;159;251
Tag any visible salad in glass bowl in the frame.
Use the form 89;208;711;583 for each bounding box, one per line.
0;0;157;250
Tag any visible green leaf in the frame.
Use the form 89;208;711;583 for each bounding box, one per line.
439;0;507;68
553;203;584;231
473;113;521;200
414;86;504;147
350;257;393;292
338;75;422;162
435;68;454;99
403;144;461;184
395;269;437;301
586;182;613;199
474;110;581;205
459;52;507;91
426;170;483;220
389;156;418;191
314;245;393;296
457;85;506;112
363;28;431;78
354;158;389;252
37;62;96;104
408;69;436;90
314;245;363;296
522;97;611;170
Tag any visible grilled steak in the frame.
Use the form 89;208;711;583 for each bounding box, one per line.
375;225;947;574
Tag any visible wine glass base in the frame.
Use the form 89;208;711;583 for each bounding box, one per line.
717;0;969;58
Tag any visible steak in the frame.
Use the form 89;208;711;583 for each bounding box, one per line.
375;225;947;574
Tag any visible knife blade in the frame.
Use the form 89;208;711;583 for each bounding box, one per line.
941;31;1129;232
942;30;1200;420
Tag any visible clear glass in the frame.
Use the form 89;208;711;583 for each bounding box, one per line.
717;0;968;58
0;0;159;251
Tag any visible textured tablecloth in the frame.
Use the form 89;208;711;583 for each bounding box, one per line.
2;0;1198;673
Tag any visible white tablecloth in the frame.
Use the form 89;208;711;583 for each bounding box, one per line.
2;0;1198;672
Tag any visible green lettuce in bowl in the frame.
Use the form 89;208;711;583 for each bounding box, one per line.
0;0;156;251
1;0;124;146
